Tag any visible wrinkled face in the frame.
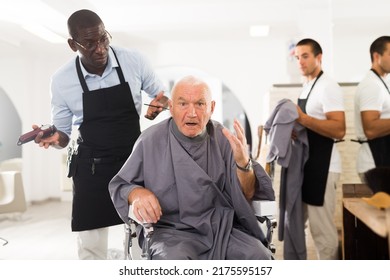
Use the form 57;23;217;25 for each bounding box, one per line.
170;82;215;138
69;23;110;75
294;45;321;78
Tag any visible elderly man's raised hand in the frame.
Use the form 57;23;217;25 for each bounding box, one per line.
222;119;250;169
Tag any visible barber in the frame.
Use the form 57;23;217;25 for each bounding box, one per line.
33;9;167;259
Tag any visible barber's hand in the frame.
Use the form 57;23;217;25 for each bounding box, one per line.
291;130;297;140
32;124;61;149
128;187;162;224
296;105;306;125
144;92;169;120
222;119;250;168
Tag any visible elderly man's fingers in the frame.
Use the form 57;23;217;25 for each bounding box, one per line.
130;188;161;224
233;120;246;143
140;203;160;223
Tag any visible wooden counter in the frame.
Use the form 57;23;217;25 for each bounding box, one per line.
343;198;388;238
342;184;390;259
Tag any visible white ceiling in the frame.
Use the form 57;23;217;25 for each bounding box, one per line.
1;0;390;47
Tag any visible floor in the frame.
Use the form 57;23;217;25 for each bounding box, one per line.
0;199;317;260
0;200;127;260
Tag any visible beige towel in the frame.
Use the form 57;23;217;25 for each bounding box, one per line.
362;192;390;209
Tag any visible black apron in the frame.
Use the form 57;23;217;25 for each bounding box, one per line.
298;71;334;206
71;48;141;231
367;69;390;167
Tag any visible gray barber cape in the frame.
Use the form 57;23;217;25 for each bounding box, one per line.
264;99;309;260
109;118;275;260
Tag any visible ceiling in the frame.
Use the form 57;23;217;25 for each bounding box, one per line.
1;0;390;47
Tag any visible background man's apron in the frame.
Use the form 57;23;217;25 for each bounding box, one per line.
298;71;333;206
367;69;390;168
72;50;140;231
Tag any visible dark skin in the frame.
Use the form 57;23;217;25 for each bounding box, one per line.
68;24;109;76
34;22;168;148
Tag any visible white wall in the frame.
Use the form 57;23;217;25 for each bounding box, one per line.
0;31;373;202
333;35;375;82
0;42;73;201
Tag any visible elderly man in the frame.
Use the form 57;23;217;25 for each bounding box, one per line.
109;76;275;260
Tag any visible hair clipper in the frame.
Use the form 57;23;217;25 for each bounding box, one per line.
17;125;57;146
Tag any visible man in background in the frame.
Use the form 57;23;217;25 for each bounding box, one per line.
294;38;345;260
354;36;390;179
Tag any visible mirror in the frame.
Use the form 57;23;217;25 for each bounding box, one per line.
0;87;22;162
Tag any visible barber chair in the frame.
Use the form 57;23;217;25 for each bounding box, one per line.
124;200;277;260
0;237;8;246
0;158;23;172
0;171;27;215
124;205;154;260
251;200;277;254
0;170;27;246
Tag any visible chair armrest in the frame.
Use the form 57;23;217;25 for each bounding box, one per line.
128;204;142;225
128;205;154;237
251;200;277;217
127;204;154;260
251;200;277;253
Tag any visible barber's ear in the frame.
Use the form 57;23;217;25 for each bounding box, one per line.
68;38;77;52
316;53;323;64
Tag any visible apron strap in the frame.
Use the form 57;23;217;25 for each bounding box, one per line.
371;68;390;94
297;70;323;113
111;47;126;84
75;56;89;93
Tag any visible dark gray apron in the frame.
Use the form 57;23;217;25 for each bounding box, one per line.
71;48;140;231
298;71;333;206
367;69;390;167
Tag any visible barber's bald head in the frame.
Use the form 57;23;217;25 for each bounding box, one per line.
169;76;215;138
67;9;103;39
